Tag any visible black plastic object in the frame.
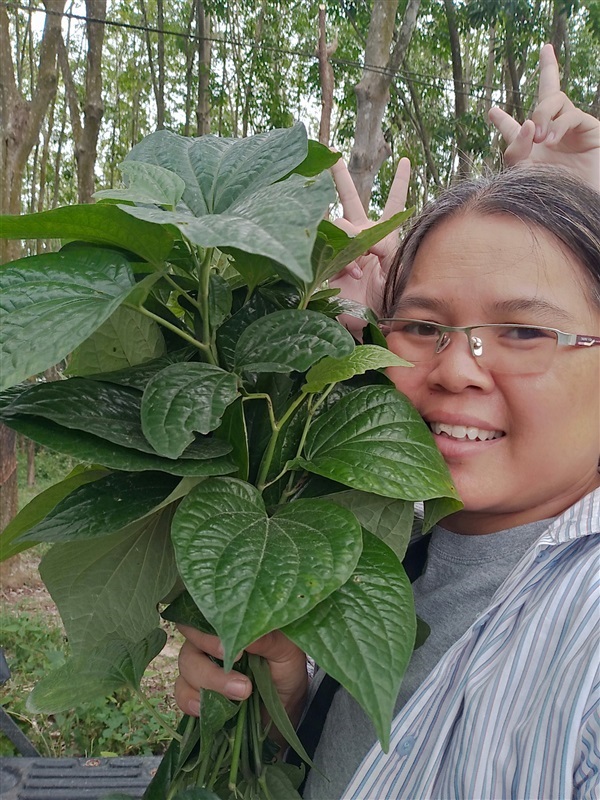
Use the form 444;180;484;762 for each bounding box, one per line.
0;756;161;799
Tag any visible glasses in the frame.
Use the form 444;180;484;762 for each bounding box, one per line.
378;318;600;375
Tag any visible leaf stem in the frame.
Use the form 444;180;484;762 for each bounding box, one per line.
127;303;215;361
163;272;203;313
250;681;264;778
195;246;214;353
133;687;182;742
228;698;248;791
256;393;308;492
207;733;231;790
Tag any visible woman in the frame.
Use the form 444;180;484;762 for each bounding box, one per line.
175;47;600;798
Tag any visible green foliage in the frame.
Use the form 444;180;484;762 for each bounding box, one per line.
0;605;177;758
0;124;459;797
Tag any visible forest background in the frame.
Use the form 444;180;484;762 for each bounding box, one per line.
1;0;600;562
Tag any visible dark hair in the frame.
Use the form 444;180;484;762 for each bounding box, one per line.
383;165;600;316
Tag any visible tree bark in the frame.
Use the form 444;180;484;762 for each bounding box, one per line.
196;0;211;135
443;0;470;180
348;0;421;209
317;4;337;146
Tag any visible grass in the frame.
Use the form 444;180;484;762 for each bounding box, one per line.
1;444;182;758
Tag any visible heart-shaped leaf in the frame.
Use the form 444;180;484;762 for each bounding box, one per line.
171;478;363;669
39;509;178;654
67;305;166;377
234;310;355;374
141;363;240;458
283;531;416;752
296;386;459;502
303;345;412;394
0;247;136;390
86;347;197;390
18;471;180;543
27;629;167;713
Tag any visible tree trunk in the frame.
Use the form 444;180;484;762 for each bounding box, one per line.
241;0;266;137
348;0;421;209
443;0;470;180
196;0;211;135
317;4;337;146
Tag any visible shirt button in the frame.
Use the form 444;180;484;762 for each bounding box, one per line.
396;734;416;757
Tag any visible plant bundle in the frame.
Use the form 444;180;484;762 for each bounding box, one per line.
0;124;460;800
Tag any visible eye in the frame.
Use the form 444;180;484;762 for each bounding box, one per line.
500;325;553;341
401;320;440;337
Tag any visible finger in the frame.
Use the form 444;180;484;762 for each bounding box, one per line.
488;106;522;145
544;107;599;146
331;156;369;225
382;157;410;220
537;43;560;102
176;624;224;658
178;639;252;701
503;119;535;166
531;93;572;141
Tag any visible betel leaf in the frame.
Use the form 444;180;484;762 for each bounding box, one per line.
94;161;186;208
295;386;459;502
141;363;240;458
125;124;310;216
208;273;233;329
283;531;416;752
422;494;464;532
0;247;136;390
234;310;355;374
287;139;341;178
303;345;412;394
27;628;167;714
0;204;174;264
2;415;236;477
260;765;303;800
170;478;363;669
86;347;197;390
0;467;109;561
161;590;215;634
17;471;180;543
213;398;249;481
121;173;335;284
326;490;415;561
198;690;238;762
67;305;166;377
39;508;178;654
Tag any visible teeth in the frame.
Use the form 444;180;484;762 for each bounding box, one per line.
430;422;503;441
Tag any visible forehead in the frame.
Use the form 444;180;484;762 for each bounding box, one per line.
401;212;596;327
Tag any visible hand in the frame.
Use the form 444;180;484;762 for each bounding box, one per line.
488;43;600;191
329;156;411;311
175;625;309;731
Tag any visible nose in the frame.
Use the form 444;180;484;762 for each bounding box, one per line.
427;332;495;393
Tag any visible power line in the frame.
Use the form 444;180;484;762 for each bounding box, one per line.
1;0;526;103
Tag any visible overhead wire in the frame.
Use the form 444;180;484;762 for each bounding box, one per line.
1;0;527;104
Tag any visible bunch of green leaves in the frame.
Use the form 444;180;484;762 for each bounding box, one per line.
0;123;460;799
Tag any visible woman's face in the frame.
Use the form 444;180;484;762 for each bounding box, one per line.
385;212;600;534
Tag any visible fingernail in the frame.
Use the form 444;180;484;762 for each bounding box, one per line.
546;131;556;143
225;678;249;700
349;266;363;279
188;699;200;716
535;125;543;140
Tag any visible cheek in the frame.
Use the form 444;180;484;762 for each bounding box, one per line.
386;364;424;406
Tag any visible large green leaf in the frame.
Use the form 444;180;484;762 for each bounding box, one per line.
85;347;197;390
3;377;231;460
0;467;109;561
94;161;186;207
198;689;238;762
3;415;236;477
0;204;174;264
27;629;167;713
0;247;136;390
171;478;363;669
326;490;415;560
121;173;335;283
303;345;412;394
17;471;180;543
295;386;459;502
234;310;355;374
214;398;249;481
422;495;464;532
125;124;310;215
39;508;178;653
141;363;240;458
67;305;166;376
283;531;416;752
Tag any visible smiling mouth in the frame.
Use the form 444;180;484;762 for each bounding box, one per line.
428;422;505;442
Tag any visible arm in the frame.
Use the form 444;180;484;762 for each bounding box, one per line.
488;43;600;191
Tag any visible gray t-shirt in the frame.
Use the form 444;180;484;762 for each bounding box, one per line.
302;518;551;800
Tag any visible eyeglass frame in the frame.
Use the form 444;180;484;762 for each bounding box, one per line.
377;318;600;366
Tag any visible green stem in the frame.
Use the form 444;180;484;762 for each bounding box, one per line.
133;687;182;742
127;303;215;361
250;681;264;777
255;392;308;492
207;733;231;790
163;272;203;313
196;246;214;353
228;698;248;791
241;392;277;432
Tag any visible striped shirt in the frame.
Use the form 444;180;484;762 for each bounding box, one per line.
344;487;600;800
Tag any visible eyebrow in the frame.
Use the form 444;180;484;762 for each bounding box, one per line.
393;295;576;326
